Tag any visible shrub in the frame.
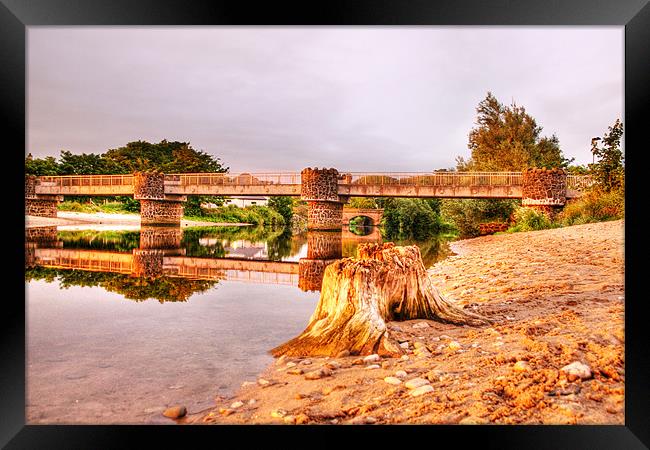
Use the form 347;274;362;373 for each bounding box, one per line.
440;199;519;238
507;207;557;233
558;189;624;226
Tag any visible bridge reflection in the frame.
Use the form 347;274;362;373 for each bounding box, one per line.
26;225;384;293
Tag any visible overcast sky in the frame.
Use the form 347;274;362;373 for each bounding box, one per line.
27;27;623;172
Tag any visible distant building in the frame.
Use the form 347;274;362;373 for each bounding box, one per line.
222;196;269;208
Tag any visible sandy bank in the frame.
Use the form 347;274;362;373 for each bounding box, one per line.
25;211;251;229
186;220;624;425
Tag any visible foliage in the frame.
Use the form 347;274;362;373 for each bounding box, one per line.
58;199;138;214
558;190;624;226
506;207;558;233
184;204;285;227
25;267;216;303
440;199;519;237
347;197;378;209
588;119;624;193
380;198;452;241
268;196;294;224
58;230;140;252
457;92;573;171
25;154;59;175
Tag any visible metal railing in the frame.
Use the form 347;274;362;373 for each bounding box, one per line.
166;172;301;186
567;175;595;190
38;174;134;187
339;172;523;187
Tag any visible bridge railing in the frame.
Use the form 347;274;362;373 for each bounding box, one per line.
166;172;301;186
340;172;524;187
38;174;134;187
567;175;595;190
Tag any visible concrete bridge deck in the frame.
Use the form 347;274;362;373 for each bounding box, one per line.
33;172;591;199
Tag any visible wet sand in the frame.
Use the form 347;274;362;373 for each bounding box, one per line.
187;220;624;425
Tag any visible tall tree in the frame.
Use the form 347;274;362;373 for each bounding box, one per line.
25;153;60;175
458;92;573;171
589;119;624;192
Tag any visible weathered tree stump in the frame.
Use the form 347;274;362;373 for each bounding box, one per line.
271;243;491;358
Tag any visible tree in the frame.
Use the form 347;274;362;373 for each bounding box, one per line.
589;119;624;192
268;196;294;224
271;243;490;357
25;153;60;175
461;92;573;171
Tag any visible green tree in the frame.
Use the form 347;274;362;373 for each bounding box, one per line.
459;92;573;171
268;196;294;224
25;153;60;175
589;119;624;192
58;151;114;175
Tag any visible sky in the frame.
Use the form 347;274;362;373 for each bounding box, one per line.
27;27;623;172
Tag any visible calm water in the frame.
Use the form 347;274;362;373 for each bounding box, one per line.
25;224;454;424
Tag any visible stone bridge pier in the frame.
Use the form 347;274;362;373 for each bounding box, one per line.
521;168;568;217
301;167;348;231
25;175;63;218
133;172;187;226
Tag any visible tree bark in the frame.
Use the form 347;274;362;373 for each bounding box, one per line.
271;243;491;358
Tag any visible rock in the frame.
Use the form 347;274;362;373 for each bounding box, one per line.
459;416;488;425
241;381;255;387
230;401;244;409
350;416;377;425
384;376;403;385
426;370;443;382
412;322;430;329
287;368;304;375
218;408;233;416
336;349;350;358
300;359;312;365
381;361;391;369
560;361;592;381
439;334;452;340
513;361;531;372
404;378;430;389
295;413;310;424
400;355;409;361
162;405;187;419
410;385;435;397
363;354;381;364
365;364;381;370
248;399;256;405
395;370;407;379
352;358;365;365
271;409;288;418
283;415;296;424
399;342;409;349
304;368;332;380
448;341;462;351
413;341;427;349
257;378;271;386
286;362;297;368
276;355;288;366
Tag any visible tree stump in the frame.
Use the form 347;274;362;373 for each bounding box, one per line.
271;243;491;358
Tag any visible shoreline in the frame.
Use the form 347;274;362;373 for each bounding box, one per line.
25;211;252;229
184;220;624;425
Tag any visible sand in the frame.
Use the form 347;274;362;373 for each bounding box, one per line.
185;220;624;425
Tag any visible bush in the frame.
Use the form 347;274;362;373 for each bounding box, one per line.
440;199;519;237
558;189;624;226
184;204;285;227
507;207;558;233
382;198;452;240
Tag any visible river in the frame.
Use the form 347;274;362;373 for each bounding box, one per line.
25;224;454;424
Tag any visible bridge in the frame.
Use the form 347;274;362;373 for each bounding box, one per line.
342;208;384;226
26;168;593;229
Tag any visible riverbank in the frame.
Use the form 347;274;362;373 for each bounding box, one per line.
25;211;251;228
186;219;624;425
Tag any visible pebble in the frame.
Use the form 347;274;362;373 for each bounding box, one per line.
162;406;186;419
412;322;430;329
384;376;403;385
400;355;410;361
404;378;430;389
459;416;488;425
336;349;350;358
560;361;592;381
286;362;297;368
287;368;304;375
257;378;271;386
248;399;256;405
304;368;332;379
363;354;381;364
218;408;233;416
365;364;381;370
395;370;407;379
410;385;434;397
350;416;377;425
271;409;287;418
230;401;244;409
296;413;310;424
513;361;531;372
448;341;462;351
283;415;296;424
439;335;452;340
300;360;312;365
399;342;409;349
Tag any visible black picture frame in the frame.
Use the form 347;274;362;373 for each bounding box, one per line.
3;0;648;447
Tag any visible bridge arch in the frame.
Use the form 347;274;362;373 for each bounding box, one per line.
342;208;384;226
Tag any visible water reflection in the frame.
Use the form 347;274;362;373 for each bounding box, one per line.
26;225;454;302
